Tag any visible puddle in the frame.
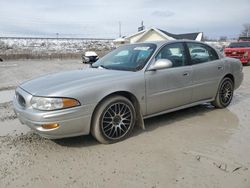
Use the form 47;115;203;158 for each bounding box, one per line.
0;89;14;103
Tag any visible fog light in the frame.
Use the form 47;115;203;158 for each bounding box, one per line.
42;123;59;129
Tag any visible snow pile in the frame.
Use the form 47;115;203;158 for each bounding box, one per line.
205;41;231;51
0;38;115;59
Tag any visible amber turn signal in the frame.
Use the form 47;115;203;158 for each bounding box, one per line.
42;123;60;129
63;98;80;108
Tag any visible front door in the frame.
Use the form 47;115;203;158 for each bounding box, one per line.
145;42;193;115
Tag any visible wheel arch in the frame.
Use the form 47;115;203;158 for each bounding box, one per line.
90;91;145;131
212;73;235;108
223;73;235;87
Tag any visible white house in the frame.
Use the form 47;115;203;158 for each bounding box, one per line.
114;28;203;44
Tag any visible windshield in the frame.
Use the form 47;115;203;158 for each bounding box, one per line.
228;42;250;48
92;43;157;71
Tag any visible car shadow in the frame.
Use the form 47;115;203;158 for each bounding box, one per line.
130;103;229;137
54;103;238;147
53;134;99;147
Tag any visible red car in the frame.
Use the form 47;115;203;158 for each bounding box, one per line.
224;41;250;65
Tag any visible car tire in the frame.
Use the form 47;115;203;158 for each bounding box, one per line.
212;77;234;108
91;95;136;144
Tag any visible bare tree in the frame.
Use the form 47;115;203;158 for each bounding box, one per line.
203;35;209;41
240;23;250;37
202;35;217;41
219;36;227;41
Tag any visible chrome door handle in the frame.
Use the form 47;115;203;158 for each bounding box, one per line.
218;66;223;70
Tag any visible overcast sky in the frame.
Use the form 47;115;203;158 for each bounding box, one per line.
0;0;249;39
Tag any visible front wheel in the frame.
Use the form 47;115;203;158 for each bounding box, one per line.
91;96;136;144
212;77;234;108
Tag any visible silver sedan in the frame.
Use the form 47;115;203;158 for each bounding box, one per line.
13;40;243;144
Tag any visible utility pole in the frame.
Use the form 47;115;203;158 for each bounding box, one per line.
119;21;121;38
247;24;250;37
56;33;59;39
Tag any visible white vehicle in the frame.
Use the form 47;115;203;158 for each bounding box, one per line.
82;51;99;64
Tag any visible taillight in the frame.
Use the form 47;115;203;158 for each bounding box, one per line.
243;51;249;58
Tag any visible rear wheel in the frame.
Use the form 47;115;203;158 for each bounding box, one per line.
91;96;136;144
212;77;234;108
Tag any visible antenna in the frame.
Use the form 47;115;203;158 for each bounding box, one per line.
138;21;145;32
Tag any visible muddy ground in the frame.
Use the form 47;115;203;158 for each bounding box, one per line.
0;59;250;188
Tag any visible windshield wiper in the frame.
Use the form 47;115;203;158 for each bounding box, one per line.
99;65;110;69
92;65;109;69
92;65;136;71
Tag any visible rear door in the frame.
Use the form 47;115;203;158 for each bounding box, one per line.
145;42;193;115
186;42;224;102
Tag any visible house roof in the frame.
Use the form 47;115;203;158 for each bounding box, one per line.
124;29;148;39
158;29;201;40
124;27;203;42
136;28;176;42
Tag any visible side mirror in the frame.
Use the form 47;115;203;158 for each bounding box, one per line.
148;59;173;71
82;56;99;64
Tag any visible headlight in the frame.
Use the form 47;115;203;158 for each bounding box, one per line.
30;97;80;111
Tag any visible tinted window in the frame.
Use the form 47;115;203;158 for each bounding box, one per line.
92;43;156;71
187;42;219;64
156;43;187;67
228;42;250;48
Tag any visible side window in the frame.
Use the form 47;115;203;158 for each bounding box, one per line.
187;42;219;64
155;43;187;67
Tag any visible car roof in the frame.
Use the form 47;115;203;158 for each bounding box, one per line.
120;40;221;57
135;40;207;48
135;40;223;59
230;41;250;44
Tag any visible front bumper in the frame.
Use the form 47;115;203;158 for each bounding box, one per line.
13;87;95;139
225;55;249;64
240;58;250;64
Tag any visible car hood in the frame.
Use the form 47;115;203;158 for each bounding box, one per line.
20;68;134;96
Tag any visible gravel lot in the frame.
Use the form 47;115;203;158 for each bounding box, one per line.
0;59;250;188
